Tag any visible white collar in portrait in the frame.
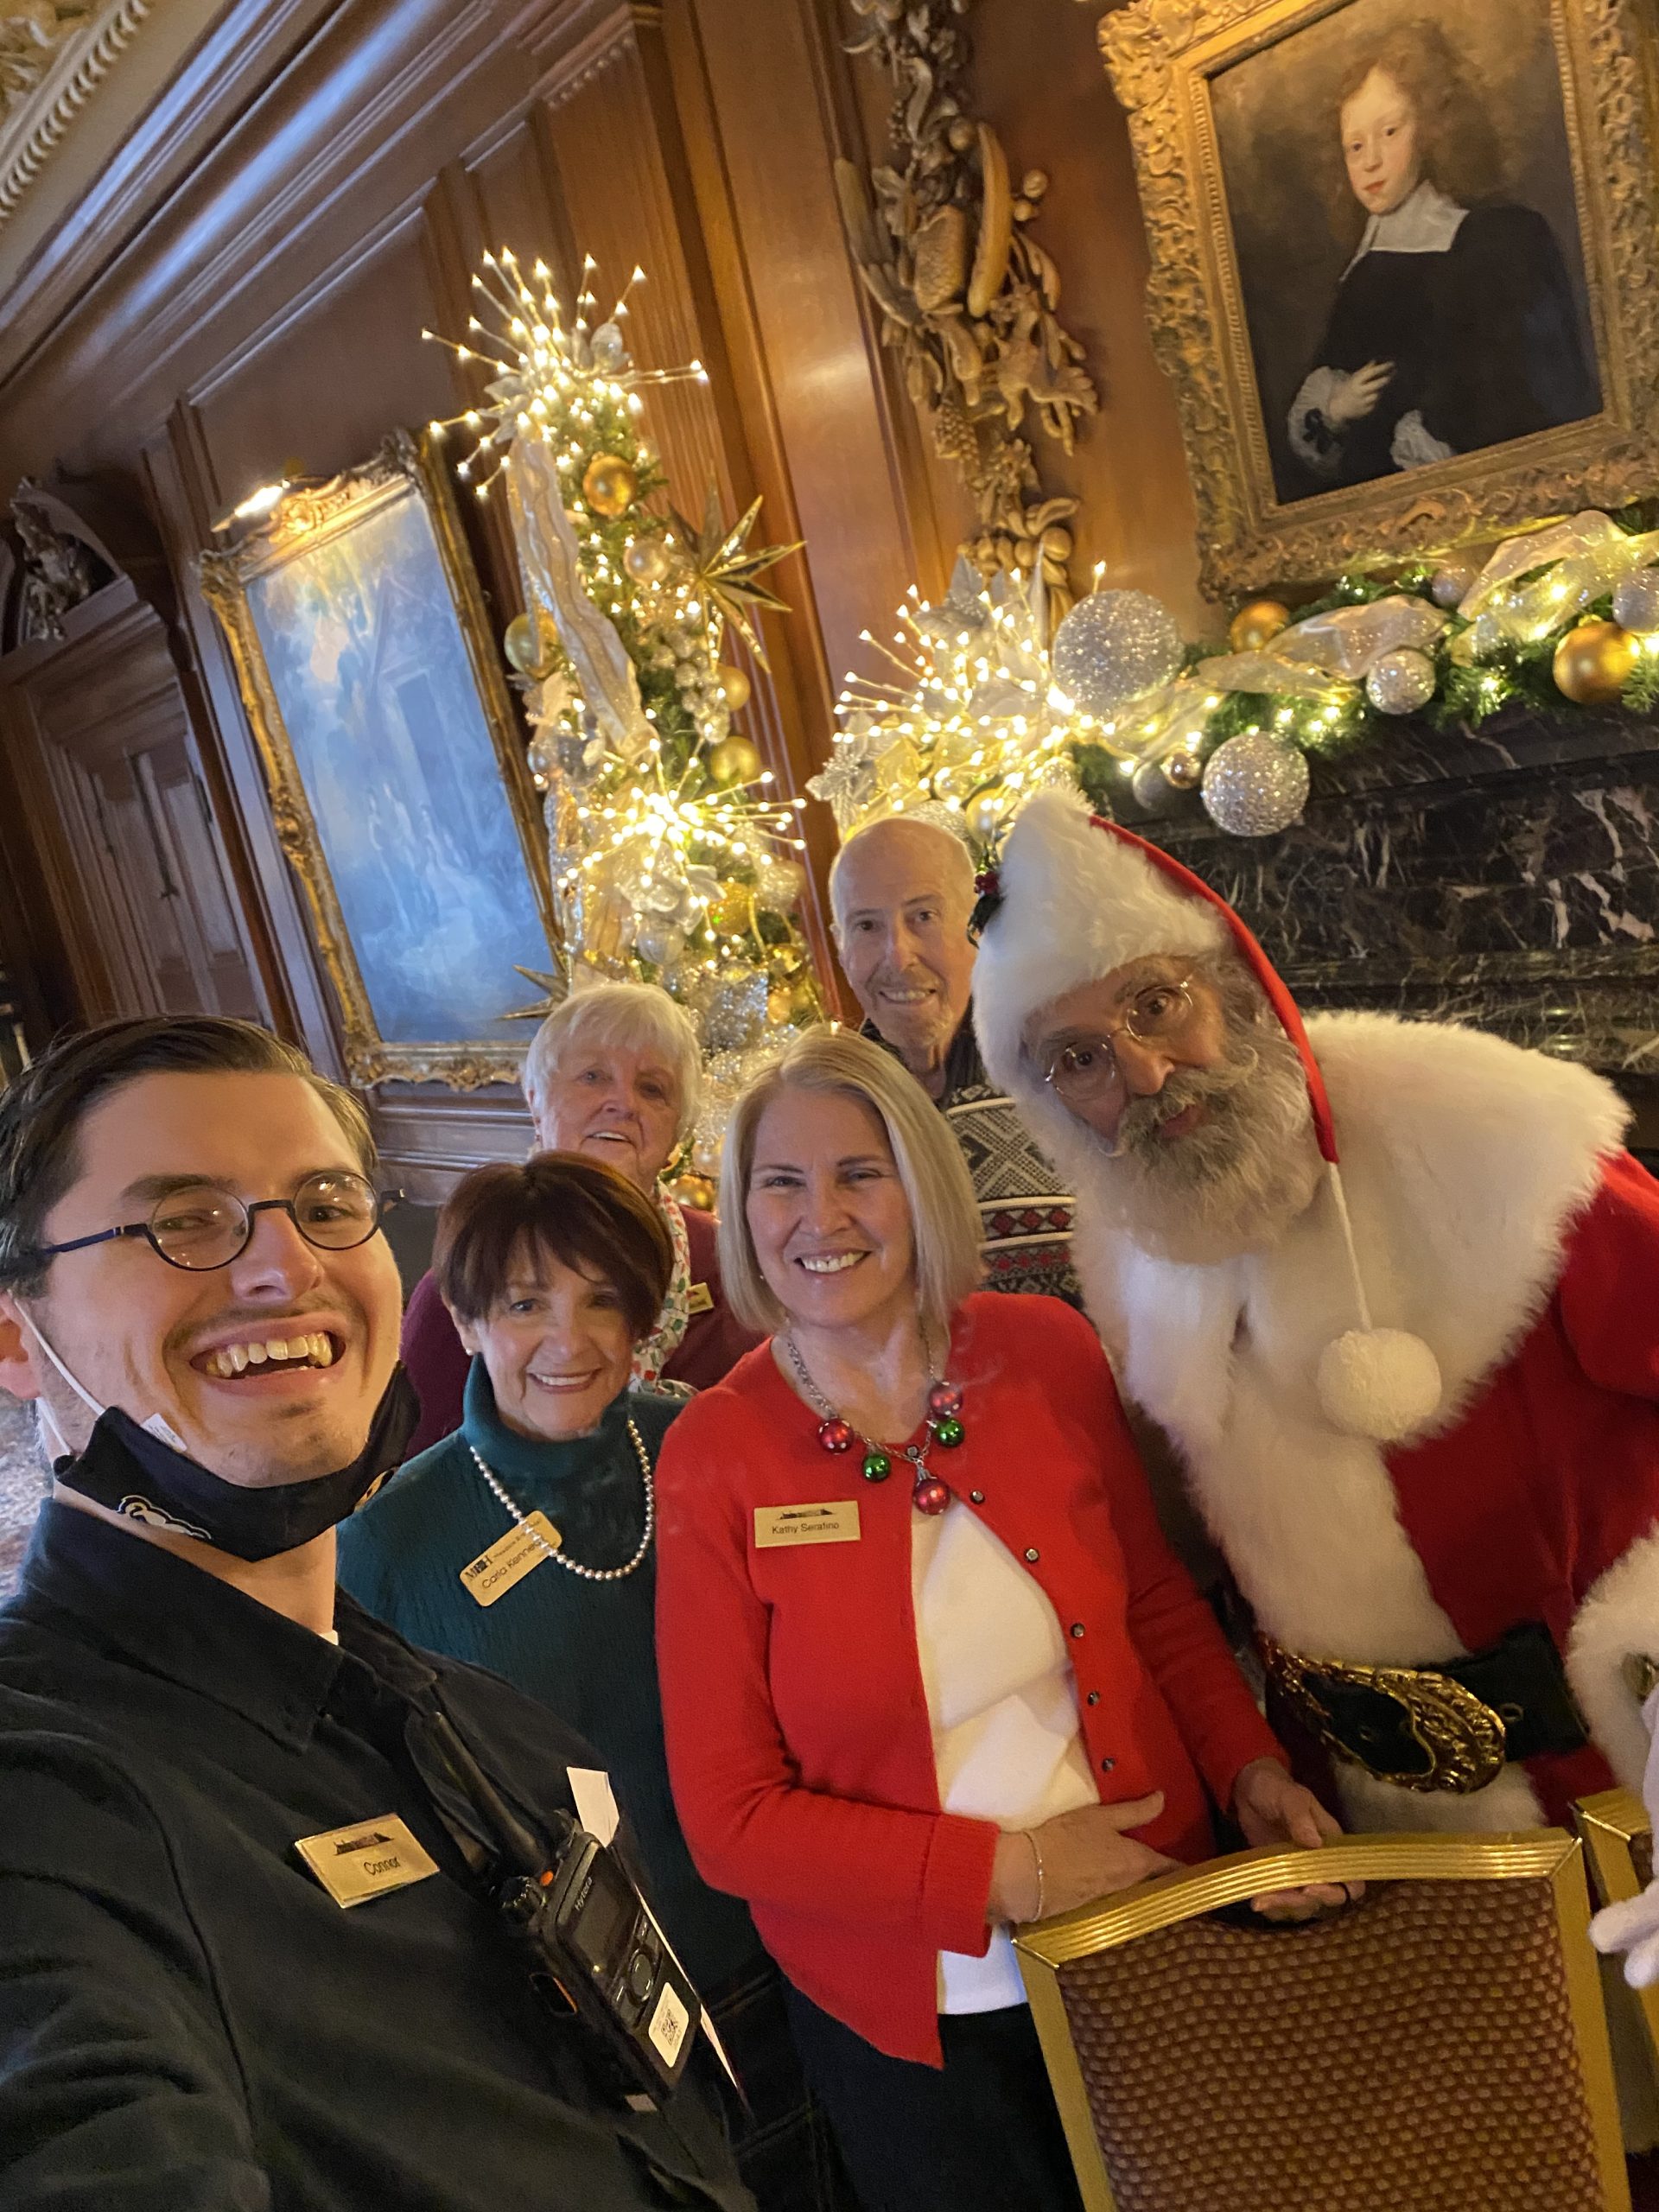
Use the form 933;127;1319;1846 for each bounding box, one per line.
1344;179;1468;277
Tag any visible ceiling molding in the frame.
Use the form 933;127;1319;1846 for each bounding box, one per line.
0;0;158;230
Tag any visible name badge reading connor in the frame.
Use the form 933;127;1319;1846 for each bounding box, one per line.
459;1512;562;1607
295;1815;440;1909
753;1500;861;1550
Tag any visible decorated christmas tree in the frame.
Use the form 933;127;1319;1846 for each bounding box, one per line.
423;251;823;1125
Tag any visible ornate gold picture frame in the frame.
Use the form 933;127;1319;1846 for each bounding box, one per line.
1100;0;1659;597
201;431;554;1089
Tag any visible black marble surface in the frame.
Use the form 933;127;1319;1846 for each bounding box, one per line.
1121;703;1659;1110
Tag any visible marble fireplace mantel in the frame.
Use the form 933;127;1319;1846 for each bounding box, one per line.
1124;704;1659;1110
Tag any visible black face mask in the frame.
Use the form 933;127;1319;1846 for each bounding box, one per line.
54;1368;419;1562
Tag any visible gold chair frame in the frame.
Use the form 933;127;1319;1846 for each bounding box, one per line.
1577;1788;1659;2078
1015;1831;1629;2212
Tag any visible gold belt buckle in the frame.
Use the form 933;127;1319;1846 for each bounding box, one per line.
1263;1637;1509;1796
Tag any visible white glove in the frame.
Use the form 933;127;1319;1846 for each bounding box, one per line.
1589;1684;1659;1988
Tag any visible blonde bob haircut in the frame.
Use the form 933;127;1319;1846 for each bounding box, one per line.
716;1026;983;1342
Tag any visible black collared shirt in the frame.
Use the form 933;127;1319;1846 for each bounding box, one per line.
0;1501;747;2212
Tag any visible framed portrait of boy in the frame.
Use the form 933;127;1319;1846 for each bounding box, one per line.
1100;0;1659;595
201;430;555;1089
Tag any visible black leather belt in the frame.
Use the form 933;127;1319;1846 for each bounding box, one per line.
1262;1622;1588;1796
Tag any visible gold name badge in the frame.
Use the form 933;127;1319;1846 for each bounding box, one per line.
459;1512;562;1607
753;1500;861;1550
686;1281;714;1315
295;1815;440;1909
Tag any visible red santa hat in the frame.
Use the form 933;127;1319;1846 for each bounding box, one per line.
972;785;1443;1443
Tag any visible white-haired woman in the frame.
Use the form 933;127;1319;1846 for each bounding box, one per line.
654;1027;1343;2212
402;982;759;1452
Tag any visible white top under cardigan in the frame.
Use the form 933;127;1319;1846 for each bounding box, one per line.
911;1499;1096;2012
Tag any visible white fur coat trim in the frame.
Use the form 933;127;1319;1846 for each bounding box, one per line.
1064;1012;1634;1806
1566;1530;1659;1795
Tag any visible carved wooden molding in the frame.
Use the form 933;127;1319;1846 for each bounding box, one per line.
836;0;1099;620
0;0;155;230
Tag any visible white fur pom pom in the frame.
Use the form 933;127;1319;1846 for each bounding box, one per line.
1316;1327;1443;1442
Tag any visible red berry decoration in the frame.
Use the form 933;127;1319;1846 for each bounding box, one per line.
927;1382;963;1419
818;1417;855;1453
913;1478;950;1516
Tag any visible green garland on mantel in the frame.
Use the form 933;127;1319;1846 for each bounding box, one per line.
1071;498;1659;817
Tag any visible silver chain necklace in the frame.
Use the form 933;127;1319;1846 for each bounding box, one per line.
467;1415;655;1582
781;1333;963;1516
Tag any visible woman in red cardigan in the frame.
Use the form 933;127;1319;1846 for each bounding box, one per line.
655;1027;1344;2212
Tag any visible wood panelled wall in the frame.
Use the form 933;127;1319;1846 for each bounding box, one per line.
0;0;1197;1188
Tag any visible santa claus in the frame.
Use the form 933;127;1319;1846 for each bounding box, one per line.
971;784;1659;1836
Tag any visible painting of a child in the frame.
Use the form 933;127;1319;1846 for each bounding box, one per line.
1212;2;1602;505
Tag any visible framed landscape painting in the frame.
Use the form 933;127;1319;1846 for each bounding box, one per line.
202;431;553;1087
1100;0;1659;594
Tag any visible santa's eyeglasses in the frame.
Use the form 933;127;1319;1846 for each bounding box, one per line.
1042;975;1201;1108
29;1173;403;1273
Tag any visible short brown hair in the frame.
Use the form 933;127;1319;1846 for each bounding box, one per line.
0;1015;373;1297
434;1153;673;1343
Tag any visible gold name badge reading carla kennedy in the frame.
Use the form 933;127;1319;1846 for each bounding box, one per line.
458;1512;562;1607
753;1500;861;1550
295;1815;440;1908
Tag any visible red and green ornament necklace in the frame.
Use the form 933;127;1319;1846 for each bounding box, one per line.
782;1332;965;1516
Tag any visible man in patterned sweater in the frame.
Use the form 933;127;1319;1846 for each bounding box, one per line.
830;814;1079;1306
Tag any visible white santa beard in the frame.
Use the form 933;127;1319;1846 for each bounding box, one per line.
1090;1031;1325;1267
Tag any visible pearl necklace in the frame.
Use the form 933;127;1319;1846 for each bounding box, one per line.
782;1335;965;1516
467;1415;655;1582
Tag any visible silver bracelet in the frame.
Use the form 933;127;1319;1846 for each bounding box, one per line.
1027;1830;1046;1922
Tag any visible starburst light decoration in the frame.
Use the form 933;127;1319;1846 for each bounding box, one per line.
421;250;822;1068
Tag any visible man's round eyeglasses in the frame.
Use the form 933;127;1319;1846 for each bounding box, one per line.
30;1173;403;1274
1043;975;1201;1108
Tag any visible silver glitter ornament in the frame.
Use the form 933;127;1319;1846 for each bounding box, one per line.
1365;646;1438;715
1430;563;1477;610
1612;569;1659;635
1051;589;1184;717
1200;732;1309;837
1131;758;1185;815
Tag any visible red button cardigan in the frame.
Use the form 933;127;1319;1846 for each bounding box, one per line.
654;1292;1284;2065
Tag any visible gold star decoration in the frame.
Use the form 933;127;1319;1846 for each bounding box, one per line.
500;963;570;1025
666;481;801;670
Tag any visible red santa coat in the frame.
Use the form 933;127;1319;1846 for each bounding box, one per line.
1066;1011;1659;1833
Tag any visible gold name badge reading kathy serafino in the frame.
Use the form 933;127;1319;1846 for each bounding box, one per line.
458;1511;563;1607
294;1815;441;1909
752;1500;862;1550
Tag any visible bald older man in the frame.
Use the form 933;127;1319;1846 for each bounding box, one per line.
830;815;1078;1305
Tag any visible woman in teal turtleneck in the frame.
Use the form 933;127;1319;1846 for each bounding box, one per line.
336;1154;849;2212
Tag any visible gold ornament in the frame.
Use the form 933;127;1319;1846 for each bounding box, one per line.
715;664;752;712
963;786;1008;841
503;610;559;677
623;536;670;584
582;454;639;518
1552;619;1637;705
786;976;820;1023
1228;598;1291;653
707;734;761;786
1162;748;1203;791
766;983;794;1025
710;880;755;936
